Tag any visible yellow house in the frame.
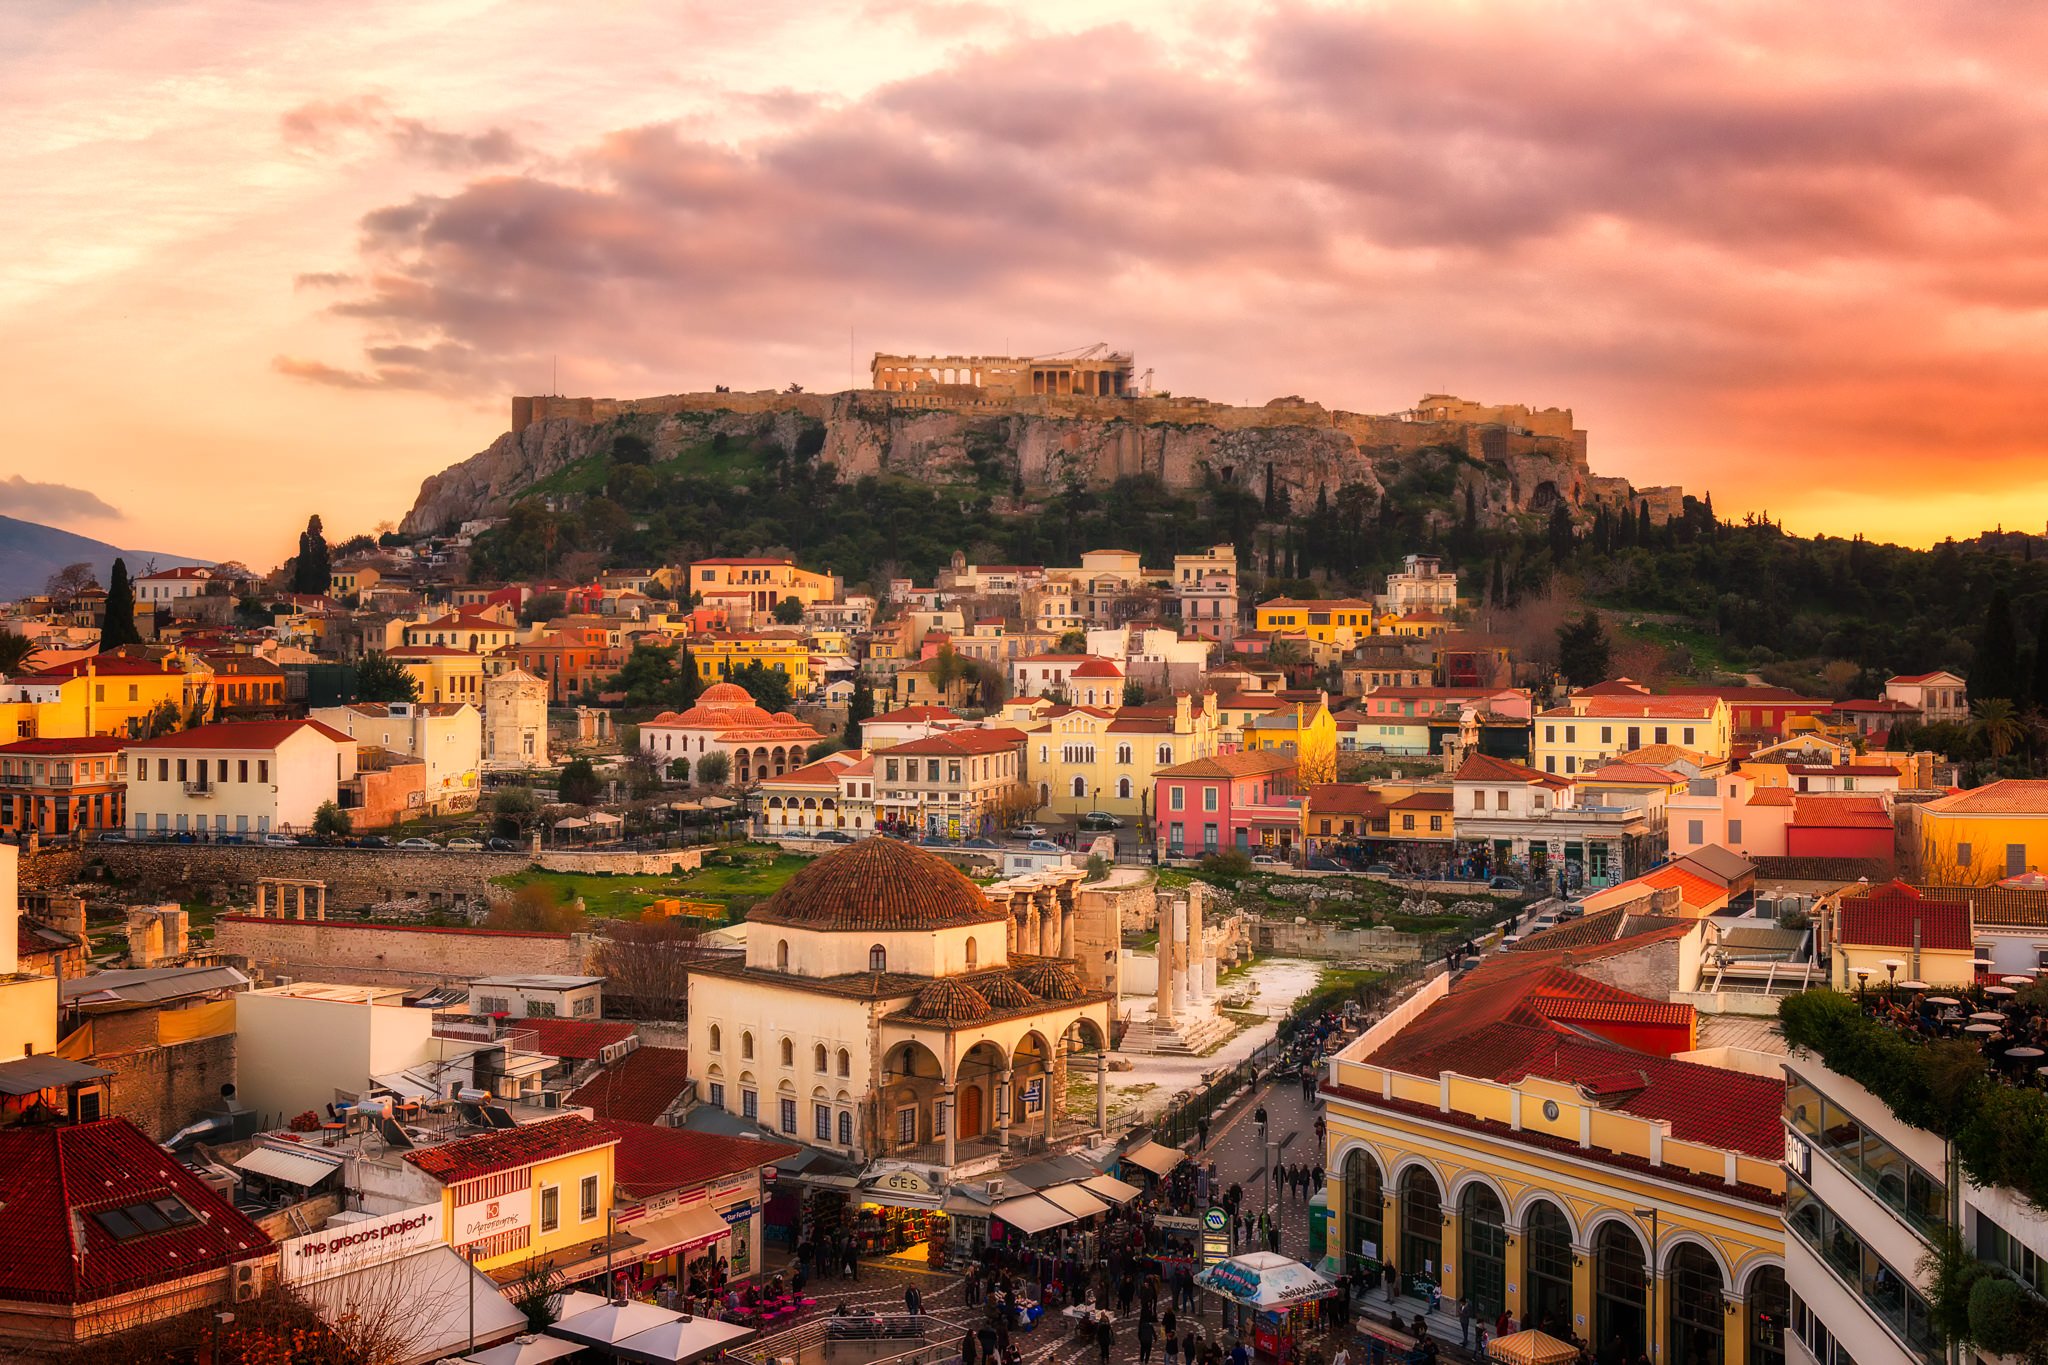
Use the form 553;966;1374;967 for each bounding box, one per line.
1254;598;1376;644
1826;880;1977;990
387;646;488;707
1907;779;2048;883
329;566;381;598
692;631;813;692
687;557;837;617
1027;693;1219;821
1242;696;1338;786
1324;947;1787;1365
405;1114;618;1277
1533;695;1731;776
0;655;195;739
403;611;518;655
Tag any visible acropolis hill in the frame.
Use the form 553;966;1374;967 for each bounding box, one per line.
401;349;1681;535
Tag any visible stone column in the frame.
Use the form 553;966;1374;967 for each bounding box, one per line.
1044;1046;1060;1141
1041;886;1061;957
941;1083;957;1169
1094;1052;1107;1129
1186;884;1207;1005
315;883;327;920
1155;904;1177;1023
997;1068;1013;1149
253;883;265;918
293;884;307;921
1169;898;1188;1018
1023;895;1042;957
1570;1244;1594;1345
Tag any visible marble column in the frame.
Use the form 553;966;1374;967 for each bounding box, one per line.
1169;898;1189;1017
941;1083;957;1168
1024;896;1042;957
1044;1047;1059;1140
1094;1052;1107;1129
1186;884;1207;1004
1156;923;1176;1024
997;1068;1014;1149
1039;886;1060;957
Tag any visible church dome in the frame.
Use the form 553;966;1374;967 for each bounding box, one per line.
748;838;1009;933
905;978;991;1024
1013;960;1087;1001
665;680;774;728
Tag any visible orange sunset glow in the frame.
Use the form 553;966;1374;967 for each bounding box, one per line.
5;0;2047;565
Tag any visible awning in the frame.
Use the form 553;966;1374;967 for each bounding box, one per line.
235;1145;344;1188
612;1315;756;1364
633;1203;731;1261
1080;1174;1143;1205
302;1246;526;1365
991;1193;1073;1235
1195;1252;1338;1309
0;1054;111;1095
1489;1331;1581;1365
1121;1139;1186;1177
1040;1184;1111;1220
551;1300;682;1349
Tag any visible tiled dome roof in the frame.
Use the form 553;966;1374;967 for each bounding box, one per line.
1013;960;1087;1001
979;975;1042;1009
655;681;775;728
748;839;1009;933
906;978;991;1023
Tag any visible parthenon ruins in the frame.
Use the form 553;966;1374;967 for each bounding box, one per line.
870;350;1135;399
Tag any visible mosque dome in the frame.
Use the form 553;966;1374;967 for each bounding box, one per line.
905;978;991;1024
1013;960;1087;1001
747;839;1009;933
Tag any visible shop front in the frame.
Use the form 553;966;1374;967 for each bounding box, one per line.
853;1167;949;1262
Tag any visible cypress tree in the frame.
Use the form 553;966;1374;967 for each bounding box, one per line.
1976;586;2020;703
292;515;331;596
99;557;142;650
2033;603;2048;714
1637;500;1652;544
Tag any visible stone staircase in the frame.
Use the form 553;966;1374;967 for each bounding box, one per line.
1115;1009;1237;1054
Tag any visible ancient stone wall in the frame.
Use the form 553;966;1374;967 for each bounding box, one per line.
80;845;532;909
102;1033;238;1141
212;915;598;987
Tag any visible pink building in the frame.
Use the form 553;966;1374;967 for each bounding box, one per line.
1152;751;1302;858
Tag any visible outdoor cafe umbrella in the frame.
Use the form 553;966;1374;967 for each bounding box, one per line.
550;1300;684;1350
462;1335;586;1365
1194;1252;1338;1309
1488;1330;1580;1365
610;1315;756;1364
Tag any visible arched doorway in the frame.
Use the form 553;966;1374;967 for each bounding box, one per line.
957;1040;1006;1141
880;1040;943;1152
1399;1168;1443;1288
1668;1244;1725;1365
1012;1031;1054;1132
1746;1264;1789;1365
1594;1222;1649;1357
1459;1185;1507;1319
1524;1201;1575;1336
1342;1151;1384;1276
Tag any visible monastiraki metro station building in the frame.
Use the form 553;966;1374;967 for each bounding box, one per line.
1321;923;1791;1365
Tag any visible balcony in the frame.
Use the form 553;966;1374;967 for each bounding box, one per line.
182;781;215;798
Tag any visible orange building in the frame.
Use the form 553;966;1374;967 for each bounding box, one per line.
0;737;126;838
514;624;626;703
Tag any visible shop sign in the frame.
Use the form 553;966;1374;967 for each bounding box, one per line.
710;1175;749;1203
1203;1235;1231;1266
763;1166;779;1184
280;1205;442;1284
1022;1078;1044;1113
1157;1215;1202;1232
453;1194;532;1244
719;1202;758;1225
872;1169;937;1196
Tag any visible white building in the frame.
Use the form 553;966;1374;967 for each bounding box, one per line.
122;718;356;839
1883;671;1968;726
1378;553;1459;614
467;975;604;1020
1008;654;1124;705
311;702;481;812
481;665;549;771
133;565;218;605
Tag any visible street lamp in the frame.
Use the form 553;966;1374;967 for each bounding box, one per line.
467;1244;480;1355
1632;1208;1660;1360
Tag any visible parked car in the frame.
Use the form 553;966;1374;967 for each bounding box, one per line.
959;837;999;849
357;834;392;848
812;830;856;844
1013;824;1048;839
95;832;129;843
485;837;522;852
1078;812;1122;831
1488;875;1522;891
445;838;483;851
397;837;437;851
1305;855;1344;872
1250;854;1283;867
1364;863;1397;876
262;834;297;847
1027;839;1064;853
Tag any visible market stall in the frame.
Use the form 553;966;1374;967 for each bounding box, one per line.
1487;1330;1579;1365
853;1168;948;1259
1195;1251;1339;1363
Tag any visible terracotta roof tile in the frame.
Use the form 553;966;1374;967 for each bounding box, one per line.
1923;780;2048;815
521;1018;638;1061
123;719;353;750
1154;752;1296;779
1836;882;1973;950
598;1119;799;1201
569;1047;692;1124
404;1115;618;1185
747;839;1008;932
905;978;992;1023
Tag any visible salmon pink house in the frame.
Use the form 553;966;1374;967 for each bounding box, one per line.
1152;751;1303;858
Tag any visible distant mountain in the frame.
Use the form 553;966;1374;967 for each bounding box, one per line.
0;515;209;602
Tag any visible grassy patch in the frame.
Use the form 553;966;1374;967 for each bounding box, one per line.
494;846;812;919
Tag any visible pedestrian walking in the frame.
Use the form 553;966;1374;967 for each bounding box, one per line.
1139;1318;1158;1365
1197;1115;1210;1149
1095;1316;1115;1365
963;1332;980;1365
1459;1298;1473;1348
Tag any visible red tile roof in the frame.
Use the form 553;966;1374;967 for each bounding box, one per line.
1572;679;1651;696
598;1119;800;1201
747;838;1008;932
123;719;353;750
1637;865;1726;910
570;1047;692;1124
1582;763;1684;785
1154;751;1296;780
1307;784;1390;816
1071;658;1124;678
1388;790;1453;811
868;706;958;724
0;1118;272;1305
1888;672;1961;685
1454;753;1568;787
1792;797;1893;829
520;1017;639;1061
1542;697;1720;719
1923;780;2048;815
1836;882;1973;951
886;728;1026;757
19;656;178;680
1747;788;1798;807
404;1114;618;1185
0;737;125;756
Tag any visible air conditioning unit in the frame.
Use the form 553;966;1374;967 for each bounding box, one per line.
984;1179;1005;1197
535;1091;563;1109
233;1263;259;1302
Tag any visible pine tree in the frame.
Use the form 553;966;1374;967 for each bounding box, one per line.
1637;500;1652;544
99;557;142;650
1557;611;1612;687
1547;503;1575;564
1976;586;2020;703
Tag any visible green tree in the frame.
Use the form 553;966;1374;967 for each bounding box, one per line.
520;591;566;625
606;643;700;709
843;680;874;745
100;557;142;649
1547;502;1575;565
353;652;421;704
2033;602;2048;714
138;697;181;737
1975;586;2021;703
728;661;794;713
611;432;654;466
772;596;805;625
1056;630;1087;654
1122;679;1149;706
695;750;730;787
1972;697;2025;760
1556;611;1612;687
292;515;331;595
558;758;602;806
491;786;537;840
311;801;352;839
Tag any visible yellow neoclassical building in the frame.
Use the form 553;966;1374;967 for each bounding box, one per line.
1323;930;1789;1365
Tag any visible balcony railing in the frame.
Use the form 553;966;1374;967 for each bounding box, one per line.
182;781;214;798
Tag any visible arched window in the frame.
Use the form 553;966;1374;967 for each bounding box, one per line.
1342;1151;1383;1277
708;1024;722;1053
1524;1201;1575;1335
1116;744;1132;764
965;938;978;968
837;1048;851;1078
814;1044;828;1072
1117;777;1132;800
1399;1168;1442;1290
1459;1185;1507;1321
1746;1265;1789;1365
1072;776;1086;798
869;944;887;972
1669;1244;1725;1365
776;940;790;971
838;1110;852;1144
1594;1222;1649;1357
1158;743;1172;764
779;1037;794;1067
741;1031;754;1060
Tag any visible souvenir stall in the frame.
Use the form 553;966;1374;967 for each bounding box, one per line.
1195;1252;1339;1363
853;1167;948;1260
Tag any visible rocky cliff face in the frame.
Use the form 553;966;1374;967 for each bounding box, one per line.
403;390;1635;535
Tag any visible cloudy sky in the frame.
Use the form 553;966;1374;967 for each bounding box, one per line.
5;0;2046;566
